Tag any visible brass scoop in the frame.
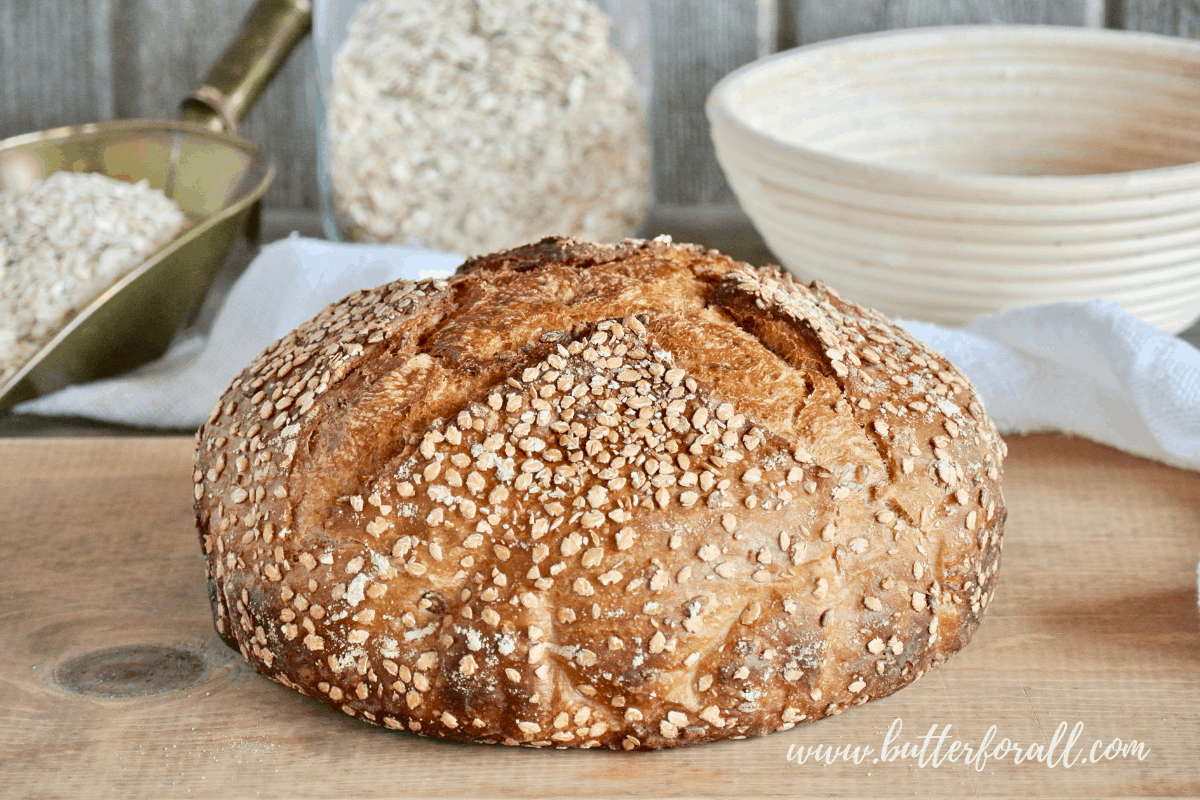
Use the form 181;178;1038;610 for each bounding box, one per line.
0;0;311;411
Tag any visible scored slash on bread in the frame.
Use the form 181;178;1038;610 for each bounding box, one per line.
193;236;1006;750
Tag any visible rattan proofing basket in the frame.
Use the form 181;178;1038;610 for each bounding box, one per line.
708;25;1200;332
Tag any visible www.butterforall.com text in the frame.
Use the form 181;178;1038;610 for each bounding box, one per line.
785;718;1150;771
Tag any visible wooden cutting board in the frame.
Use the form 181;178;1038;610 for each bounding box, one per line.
1;434;1197;798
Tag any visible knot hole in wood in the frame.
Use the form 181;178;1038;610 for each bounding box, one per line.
54;644;206;698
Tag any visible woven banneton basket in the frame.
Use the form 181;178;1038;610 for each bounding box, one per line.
708;25;1200;333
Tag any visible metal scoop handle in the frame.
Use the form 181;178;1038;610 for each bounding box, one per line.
180;0;313;136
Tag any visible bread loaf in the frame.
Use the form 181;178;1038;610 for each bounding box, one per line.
193;236;1006;750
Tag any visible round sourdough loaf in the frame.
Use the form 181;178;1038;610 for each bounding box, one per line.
193;236;1006;750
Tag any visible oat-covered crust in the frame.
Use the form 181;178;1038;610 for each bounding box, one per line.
193;237;1006;750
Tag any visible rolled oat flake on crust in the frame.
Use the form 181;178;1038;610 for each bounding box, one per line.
194;236;1006;750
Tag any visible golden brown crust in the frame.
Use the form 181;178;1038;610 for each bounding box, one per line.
193;236;1006;750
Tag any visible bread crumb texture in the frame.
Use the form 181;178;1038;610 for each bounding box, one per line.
194;237;1006;750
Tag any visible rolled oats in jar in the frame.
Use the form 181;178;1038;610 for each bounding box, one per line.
314;0;650;255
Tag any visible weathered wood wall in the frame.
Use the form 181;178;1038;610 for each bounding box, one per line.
0;0;1178;212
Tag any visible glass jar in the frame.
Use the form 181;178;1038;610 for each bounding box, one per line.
313;0;651;255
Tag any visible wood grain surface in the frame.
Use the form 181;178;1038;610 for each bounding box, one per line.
0;433;1197;798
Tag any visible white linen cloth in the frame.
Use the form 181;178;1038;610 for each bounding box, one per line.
16;236;1200;475
899;306;1200;473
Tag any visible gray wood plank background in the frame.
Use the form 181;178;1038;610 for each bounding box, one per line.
0;0;1184;215
1123;0;1199;34
649;0;763;205
1;0;115;137
790;0;1095;45
109;0;319;209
